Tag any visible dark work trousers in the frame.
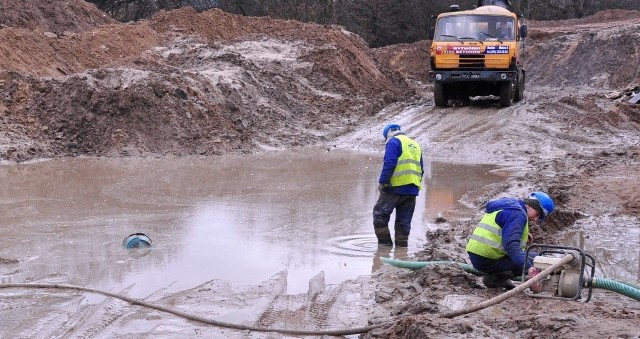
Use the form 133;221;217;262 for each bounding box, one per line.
372;193;416;247
469;251;539;277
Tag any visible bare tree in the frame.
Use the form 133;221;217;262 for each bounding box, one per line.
87;0;640;45
268;0;334;24
87;0;217;21
522;0;639;19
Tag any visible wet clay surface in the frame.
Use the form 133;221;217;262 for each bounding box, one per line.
0;151;504;337
1;1;640;338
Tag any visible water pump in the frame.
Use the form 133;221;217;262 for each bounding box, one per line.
523;244;596;301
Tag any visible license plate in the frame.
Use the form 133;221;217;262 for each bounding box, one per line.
462;74;480;79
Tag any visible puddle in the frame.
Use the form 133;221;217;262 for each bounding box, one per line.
439;293;480;311
558;216;640;282
0;150;506;297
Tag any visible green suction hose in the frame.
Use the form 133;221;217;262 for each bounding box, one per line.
380;257;485;276
589;277;640;301
612;279;640;290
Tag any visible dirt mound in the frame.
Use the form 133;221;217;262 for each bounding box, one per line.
525;10;640;88
0;7;413;162
374;40;431;83
0;24;159;76
0;0;115;33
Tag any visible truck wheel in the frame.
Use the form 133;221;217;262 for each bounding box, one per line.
499;82;513;107
514;73;525;102
434;83;448;107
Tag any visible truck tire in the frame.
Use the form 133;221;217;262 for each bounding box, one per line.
434;83;448;107
499;82;513;107
514;72;525;102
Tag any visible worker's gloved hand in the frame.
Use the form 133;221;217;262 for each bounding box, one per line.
527;267;544;293
377;183;386;194
527;267;541;276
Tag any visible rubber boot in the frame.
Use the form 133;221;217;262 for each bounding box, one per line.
374;226;393;246
395;231;409;247
482;271;516;290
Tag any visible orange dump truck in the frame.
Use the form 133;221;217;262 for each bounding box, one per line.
428;3;528;107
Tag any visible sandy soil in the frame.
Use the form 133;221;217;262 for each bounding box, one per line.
1;0;640;337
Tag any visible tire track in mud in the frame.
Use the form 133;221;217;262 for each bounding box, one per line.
51;298;129;338
304;282;343;328
256;272;328;330
0;295;36;335
385;101;536;166
256;293;308;329
255;272;356;331
352;85;638;168
0;291;81;338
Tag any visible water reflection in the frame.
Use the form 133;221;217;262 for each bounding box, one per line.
558;216;640;282
0;151;505;296
371;245;409;273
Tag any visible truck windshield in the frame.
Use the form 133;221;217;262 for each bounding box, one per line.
434;15;515;42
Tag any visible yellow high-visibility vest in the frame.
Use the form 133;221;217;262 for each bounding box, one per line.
466;210;529;259
389;135;422;189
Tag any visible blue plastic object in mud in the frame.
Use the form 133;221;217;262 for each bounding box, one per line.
123;233;152;249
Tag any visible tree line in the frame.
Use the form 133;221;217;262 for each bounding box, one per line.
86;0;639;47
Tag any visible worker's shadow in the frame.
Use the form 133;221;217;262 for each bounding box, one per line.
371;245;409;273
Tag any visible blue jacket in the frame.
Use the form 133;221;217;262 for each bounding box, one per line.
378;133;424;196
468;197;533;272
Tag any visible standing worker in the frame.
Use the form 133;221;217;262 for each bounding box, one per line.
373;124;424;247
466;192;555;289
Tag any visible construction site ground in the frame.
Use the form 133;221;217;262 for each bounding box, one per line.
1;1;640;338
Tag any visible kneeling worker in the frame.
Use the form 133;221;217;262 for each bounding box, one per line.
466;192;555;289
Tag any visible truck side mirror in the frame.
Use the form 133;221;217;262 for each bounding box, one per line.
429;27;434;40
520;24;528;38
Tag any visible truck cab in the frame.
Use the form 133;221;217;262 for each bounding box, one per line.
428;4;527;107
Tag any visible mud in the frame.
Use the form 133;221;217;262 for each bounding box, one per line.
1;1;640;338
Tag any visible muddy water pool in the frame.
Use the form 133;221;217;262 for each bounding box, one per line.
559;218;640;283
0;150;506;298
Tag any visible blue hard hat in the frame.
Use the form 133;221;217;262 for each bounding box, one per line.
530;192;554;221
383;124;401;138
123;233;152;249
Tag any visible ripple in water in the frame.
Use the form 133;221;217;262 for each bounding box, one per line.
324;234;380;257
